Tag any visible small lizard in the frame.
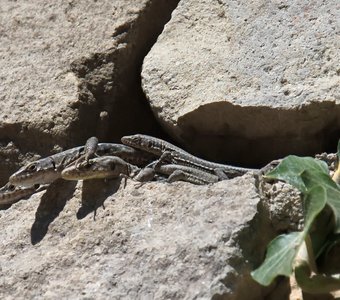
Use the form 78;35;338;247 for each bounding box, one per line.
61;156;139;181
9;142;156;187
121;134;258;178
0;183;46;206
61;155;219;185
154;164;219;185
9;146;85;187
61;156;155;185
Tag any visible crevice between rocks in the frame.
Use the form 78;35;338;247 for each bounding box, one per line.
68;0;180;147
176;101;340;167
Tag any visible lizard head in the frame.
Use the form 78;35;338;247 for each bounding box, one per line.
121;134;159;155
61;156;125;180
0;183;43;205
121;134;142;147
9;157;60;187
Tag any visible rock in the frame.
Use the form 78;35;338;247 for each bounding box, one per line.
261;181;303;232
1;1;121;148
0;0;178;183
1;1;332;298
142;0;340;166
0;175;277;299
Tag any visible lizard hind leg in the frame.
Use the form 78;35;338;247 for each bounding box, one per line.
133;167;156;188
214;168;229;180
157;151;174;165
134;167;155;182
167;170;186;183
166;169;211;185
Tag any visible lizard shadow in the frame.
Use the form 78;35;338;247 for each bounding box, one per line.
30;178;77;245
76;178;122;220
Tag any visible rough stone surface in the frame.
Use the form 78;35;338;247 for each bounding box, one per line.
261;181;303;232
0;0;178;184
1;1;337;298
1;0;122;144
0;175;275;299
142;0;340;165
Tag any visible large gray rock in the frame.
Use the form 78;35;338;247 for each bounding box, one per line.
142;0;340;165
0;175;277;299
0;0;178;183
0;0;128;146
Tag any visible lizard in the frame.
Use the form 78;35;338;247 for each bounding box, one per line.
9;141;156;187
121;134;258;178
152;151;219;184
153;163;219;185
61;155;219;185
0;183;46;206
61;156;155;183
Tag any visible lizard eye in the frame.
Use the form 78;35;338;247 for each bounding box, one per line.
8;184;16;191
28;164;37;171
34;184;40;189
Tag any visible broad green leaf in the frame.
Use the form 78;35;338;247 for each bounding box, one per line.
252;186;326;286
303;185;327;231
302;186;329;262
265;155;329;192
308;207;335;259
301;170;340;233
251;232;302;286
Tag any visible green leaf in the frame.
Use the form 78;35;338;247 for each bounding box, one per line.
308;207;335;259
302;186;328;265
301;170;340;233
251;232;302;286
252;186;326;286
303;185;327;231
265;155;329;192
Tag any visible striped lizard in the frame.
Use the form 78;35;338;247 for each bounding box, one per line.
61;155;219;185
9;140;156;187
121;134;258;178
